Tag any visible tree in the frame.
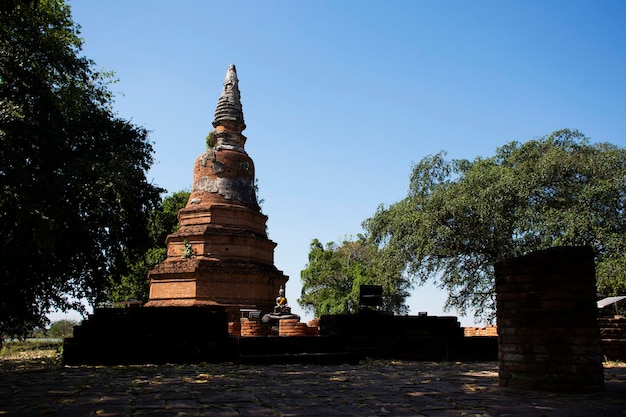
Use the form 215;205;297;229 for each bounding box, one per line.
108;190;190;302
0;0;163;339
299;236;411;316
47;319;78;338
364;129;626;322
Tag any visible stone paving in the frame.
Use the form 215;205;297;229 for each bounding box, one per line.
1;358;625;416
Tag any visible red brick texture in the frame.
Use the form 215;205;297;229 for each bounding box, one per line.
278;318;320;337
146;68;288;320
240;320;275;337
495;246;604;392
145;144;287;321
463;325;498;337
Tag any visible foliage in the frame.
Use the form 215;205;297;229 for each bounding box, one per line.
299;236;411;316
254;178;265;210
0;0;163;338
181;238;195;258
29;327;47;339
364;129;626;322
108;190;190;302
146;190;190;250
206;130;217;148
47;319;77;338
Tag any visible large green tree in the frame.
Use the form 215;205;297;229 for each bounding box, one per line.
108;190;190;302
364;129;626;322
0;0;163;337
47;319;78;338
299;236;411;316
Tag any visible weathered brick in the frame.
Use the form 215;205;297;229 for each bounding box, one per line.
144;65;288;321
495;246;604;392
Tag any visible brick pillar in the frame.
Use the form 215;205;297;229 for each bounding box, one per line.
278;318;319;336
495;246;604;392
240;320;275;337
228;321;241;337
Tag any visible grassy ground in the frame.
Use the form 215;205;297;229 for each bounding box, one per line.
0;339;62;370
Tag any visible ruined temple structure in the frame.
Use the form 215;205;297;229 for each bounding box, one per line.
145;65;288;320
65;65;503;365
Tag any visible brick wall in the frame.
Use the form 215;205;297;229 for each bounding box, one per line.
318;312;497;361
64;307;501;364
464;325;498;337
463;321;626;361
63;306;236;365
228;320;241;337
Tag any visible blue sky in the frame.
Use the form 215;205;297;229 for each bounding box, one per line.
64;0;626;326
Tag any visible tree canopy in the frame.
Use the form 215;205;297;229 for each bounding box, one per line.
364;129;626;322
47;319;78;338
299;236;411;316
0;0;163;337
108;190;190;303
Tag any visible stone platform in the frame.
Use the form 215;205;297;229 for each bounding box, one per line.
64;307;499;365
63;306;236;365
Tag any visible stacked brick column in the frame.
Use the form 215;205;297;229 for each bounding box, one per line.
240;320;275;337
495;246;604;392
278;318;320;336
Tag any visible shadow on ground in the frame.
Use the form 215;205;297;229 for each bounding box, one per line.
1;354;625;416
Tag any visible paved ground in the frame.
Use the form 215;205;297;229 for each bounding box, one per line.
1;357;625;416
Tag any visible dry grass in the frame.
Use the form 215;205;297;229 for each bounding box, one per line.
0;340;62;370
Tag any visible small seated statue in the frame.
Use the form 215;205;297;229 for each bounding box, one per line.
274;288;291;315
262;288;299;324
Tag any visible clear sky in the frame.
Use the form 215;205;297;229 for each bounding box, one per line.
64;0;626;326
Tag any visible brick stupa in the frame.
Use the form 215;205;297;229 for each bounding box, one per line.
145;65;288;320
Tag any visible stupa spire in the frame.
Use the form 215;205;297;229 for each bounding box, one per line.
213;64;246;131
145;65;288;320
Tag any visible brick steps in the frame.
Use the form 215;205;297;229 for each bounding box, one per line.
599;317;626;360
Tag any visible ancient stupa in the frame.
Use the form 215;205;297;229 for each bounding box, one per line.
145;65;288;320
